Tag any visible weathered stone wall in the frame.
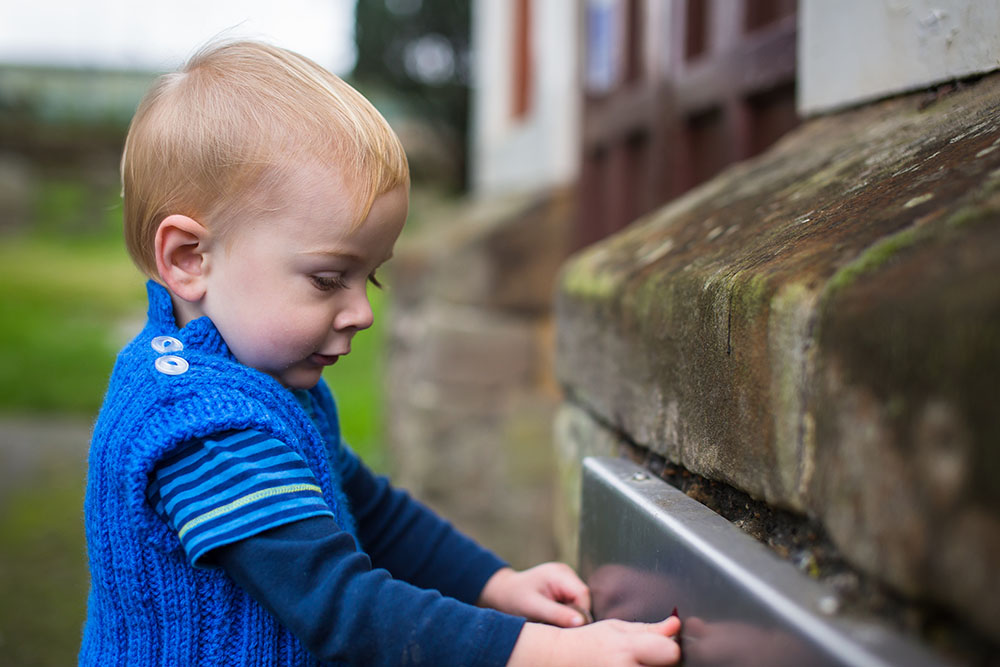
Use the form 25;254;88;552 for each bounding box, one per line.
386;189;573;568
555;74;1000;643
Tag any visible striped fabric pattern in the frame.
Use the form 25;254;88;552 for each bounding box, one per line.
147;429;334;566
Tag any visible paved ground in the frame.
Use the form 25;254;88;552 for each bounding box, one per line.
0;415;91;504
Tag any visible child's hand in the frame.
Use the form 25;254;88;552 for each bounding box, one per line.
507;617;681;666
479;563;592;627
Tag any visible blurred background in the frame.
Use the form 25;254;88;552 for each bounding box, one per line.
4;0;1000;664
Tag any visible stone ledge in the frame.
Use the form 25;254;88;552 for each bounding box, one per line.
386;188;575;570
392;188;573;314
555;74;1000;640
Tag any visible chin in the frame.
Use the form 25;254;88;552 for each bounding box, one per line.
285;377;323;390
278;368;324;390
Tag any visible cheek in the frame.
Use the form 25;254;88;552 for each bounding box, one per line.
258;306;331;353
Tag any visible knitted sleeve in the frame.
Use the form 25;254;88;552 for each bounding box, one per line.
146;428;335;566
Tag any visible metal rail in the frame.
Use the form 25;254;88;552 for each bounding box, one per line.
579;456;948;666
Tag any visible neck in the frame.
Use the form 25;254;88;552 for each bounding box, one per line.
170;294;204;328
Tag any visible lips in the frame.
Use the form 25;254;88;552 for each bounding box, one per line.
309;353;341;366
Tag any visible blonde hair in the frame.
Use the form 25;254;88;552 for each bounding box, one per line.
122;40;410;278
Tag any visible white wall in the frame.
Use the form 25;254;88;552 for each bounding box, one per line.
799;0;1000;115
0;0;355;73
469;0;581;196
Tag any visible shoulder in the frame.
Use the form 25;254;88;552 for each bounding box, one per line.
96;328;299;468
92;334;309;550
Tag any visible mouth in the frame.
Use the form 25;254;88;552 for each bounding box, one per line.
309;353;342;367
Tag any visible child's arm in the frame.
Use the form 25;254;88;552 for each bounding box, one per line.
339;447;515;602
216;516;680;666
333;443;680;664
216;515;525;664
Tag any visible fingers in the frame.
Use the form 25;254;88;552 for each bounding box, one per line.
567;601;595;625
560;577;592;616
539;562;589;595
530;596;590;627
634;619;682;666
635;635;681;666
516;563;592;627
485;562;597;628
654;615;681;638
539;563;592;613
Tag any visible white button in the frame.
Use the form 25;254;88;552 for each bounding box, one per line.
155;355;189;376
151;336;184;353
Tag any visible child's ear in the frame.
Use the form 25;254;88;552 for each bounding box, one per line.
155;214;212;302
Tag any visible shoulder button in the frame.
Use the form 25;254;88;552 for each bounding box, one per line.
155;355;189;376
151;336;184;353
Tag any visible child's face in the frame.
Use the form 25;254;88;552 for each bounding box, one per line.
197;167;407;389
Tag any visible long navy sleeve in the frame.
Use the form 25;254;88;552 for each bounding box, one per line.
337;448;510;603
216;516;524;665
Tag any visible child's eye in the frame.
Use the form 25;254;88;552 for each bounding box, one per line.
368;272;383;290
310;274;348;291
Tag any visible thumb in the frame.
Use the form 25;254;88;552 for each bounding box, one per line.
650;615;681;638
527;596;589;627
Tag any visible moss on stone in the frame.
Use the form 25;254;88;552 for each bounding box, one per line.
824;226;921;300
731;271;772;320
625;278;662;330
767;281;818;505
559;249;626;302
945;187;1000;229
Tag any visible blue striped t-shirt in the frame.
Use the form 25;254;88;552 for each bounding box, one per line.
147;429;335;566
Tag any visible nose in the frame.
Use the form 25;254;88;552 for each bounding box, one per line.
333;288;374;332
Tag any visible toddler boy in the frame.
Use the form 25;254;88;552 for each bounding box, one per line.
81;40;680;665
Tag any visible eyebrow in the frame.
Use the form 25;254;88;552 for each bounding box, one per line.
300;250;366;262
300;250;395;264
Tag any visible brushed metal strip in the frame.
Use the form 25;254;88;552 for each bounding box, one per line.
579;456;948;666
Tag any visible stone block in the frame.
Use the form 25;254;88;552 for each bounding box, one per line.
556;74;1000;639
413;303;537;390
552;403;623;567
813;213;1000;629
384;187;572;569
394;189;574;313
387;393;560;570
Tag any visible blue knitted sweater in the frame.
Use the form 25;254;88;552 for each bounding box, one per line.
81;281;355;665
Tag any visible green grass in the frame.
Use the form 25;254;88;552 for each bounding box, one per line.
322;286;388;470
0;465;89;666
0;237;148;414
